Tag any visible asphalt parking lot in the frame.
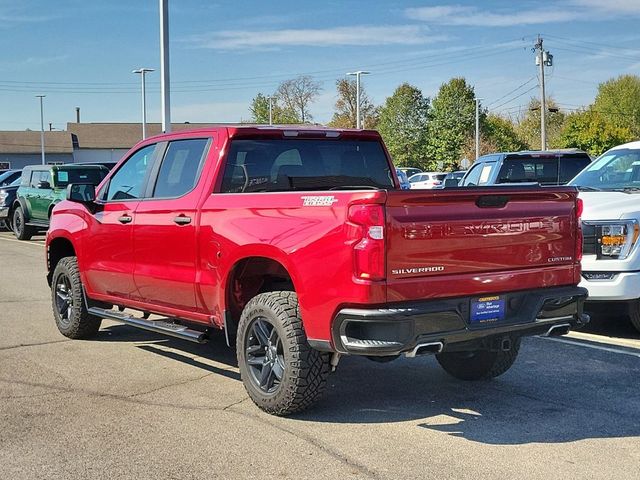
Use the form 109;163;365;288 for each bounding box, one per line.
1;231;639;480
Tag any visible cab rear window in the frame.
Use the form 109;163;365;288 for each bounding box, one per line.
55;168;108;188
220;139;394;193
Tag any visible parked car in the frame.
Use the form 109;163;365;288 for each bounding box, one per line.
568;141;640;332
0;169;21;187
46;126;587;416
459;150;592;187
395;168;411;190
440;170;467;188
409;172;447;189
0;176;21;230
12;164;108;240
397;167;422;178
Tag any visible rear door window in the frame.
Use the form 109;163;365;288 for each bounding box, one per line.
152;138;210;198
220;139;393;193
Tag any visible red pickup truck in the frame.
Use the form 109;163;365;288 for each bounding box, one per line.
46;126;588;415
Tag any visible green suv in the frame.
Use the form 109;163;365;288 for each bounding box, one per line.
13;164;108;240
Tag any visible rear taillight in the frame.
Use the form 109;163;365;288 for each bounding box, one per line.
576;197;583;263
348;204;385;281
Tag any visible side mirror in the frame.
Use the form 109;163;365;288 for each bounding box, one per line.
444;178;459;188
37;181;51;189
66;183;96;203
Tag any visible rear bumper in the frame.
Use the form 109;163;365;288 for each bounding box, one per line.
312;286;589;355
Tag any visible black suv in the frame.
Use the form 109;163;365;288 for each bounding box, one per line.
458;150;592;187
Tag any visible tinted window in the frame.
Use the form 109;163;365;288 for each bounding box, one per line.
220;139;393;193
153;139;209;198
498;155;590;185
105;144;156;201
55;168;107;188
0;171;18;186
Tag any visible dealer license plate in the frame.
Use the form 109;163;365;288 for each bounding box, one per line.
470;296;506;324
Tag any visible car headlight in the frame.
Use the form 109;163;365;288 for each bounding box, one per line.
591;220;640;259
0;190;7;206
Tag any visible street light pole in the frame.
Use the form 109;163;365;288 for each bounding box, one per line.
36;95;46;165
132;68;155;139
475;98;483;160
159;0;171;133
346;71;370;129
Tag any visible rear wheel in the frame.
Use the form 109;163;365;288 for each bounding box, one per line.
236;291;330;416
13;206;35;240
51;256;102;339
628;300;640;333
436;338;521;381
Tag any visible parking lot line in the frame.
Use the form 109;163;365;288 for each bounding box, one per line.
542;336;640;358
567;330;640;349
0;236;44;247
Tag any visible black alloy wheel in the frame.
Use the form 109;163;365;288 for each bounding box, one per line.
54;273;75;329
244;317;285;394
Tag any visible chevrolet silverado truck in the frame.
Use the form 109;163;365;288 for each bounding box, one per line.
46;126;588;416
569;140;640;332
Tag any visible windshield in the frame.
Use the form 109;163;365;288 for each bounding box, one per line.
0;170;16;186
9;177;21;187
569;148;640;191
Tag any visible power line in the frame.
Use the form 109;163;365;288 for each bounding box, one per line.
486;77;536;106
490;85;538;111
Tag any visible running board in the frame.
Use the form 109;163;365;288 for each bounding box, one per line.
88;307;208;344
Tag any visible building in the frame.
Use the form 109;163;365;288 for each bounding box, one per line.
0;131;74;170
66;122;214;164
0;122;215;169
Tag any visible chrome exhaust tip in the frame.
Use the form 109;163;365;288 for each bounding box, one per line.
406;341;444;358
544;323;571;337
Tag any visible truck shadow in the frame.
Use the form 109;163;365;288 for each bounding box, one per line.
583;305;640;340
98;325;640;445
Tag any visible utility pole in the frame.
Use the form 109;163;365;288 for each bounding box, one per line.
535;35;553;150
36;95;46;165
346;71;370;129
475;98;483;160
159;0;171;133
268;96;273;125
133;68;155;139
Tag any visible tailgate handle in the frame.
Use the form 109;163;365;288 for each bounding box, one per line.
476;195;510;208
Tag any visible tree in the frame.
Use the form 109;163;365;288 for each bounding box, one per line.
249;93;299;124
426;78;477;171
377;83;430;169
593;74;640;135
461;113;528;160
515;97;565;150
560;108;634;157
328;78;378;129
276;75;322;123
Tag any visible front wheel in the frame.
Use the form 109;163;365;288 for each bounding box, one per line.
236;291;330;416
436;338;521;381
13;206;35;240
51;256;102;339
629;300;640;333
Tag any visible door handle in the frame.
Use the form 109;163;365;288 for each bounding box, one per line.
173;215;192;225
118;214;133;224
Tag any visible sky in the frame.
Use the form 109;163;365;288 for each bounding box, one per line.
2;0;640;131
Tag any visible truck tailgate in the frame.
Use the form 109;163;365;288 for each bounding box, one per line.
385;186;580;302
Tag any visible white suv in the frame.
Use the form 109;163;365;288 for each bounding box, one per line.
408;172;446;189
569;141;640;331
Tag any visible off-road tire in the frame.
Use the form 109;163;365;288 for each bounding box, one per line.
629;300;640;333
13;206;35;241
51;256;102;339
236;291;330;416
436;338;521;381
